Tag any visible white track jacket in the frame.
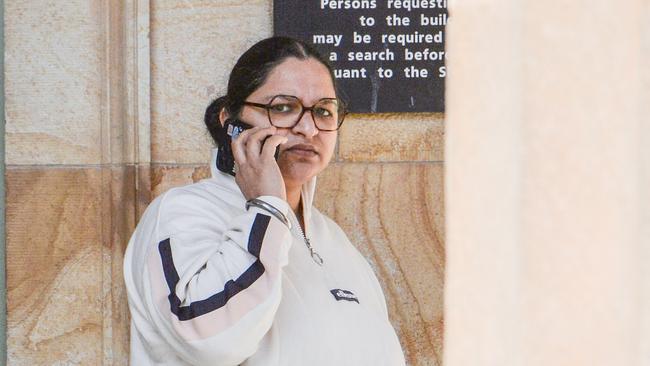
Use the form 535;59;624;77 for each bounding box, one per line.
123;149;406;365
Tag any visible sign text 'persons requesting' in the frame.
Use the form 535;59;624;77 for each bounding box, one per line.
274;0;448;113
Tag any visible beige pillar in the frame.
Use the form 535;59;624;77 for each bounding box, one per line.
4;0;149;364
445;0;650;365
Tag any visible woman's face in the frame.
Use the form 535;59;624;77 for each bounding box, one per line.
237;57;338;188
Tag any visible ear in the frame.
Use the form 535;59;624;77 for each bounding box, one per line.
218;108;230;127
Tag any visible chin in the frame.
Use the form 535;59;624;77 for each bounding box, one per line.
279;159;322;187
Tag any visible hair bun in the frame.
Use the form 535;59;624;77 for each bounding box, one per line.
204;96;229;146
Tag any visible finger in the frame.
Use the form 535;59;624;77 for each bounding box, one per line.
231;126;264;164
245;127;277;159
231;132;254;167
235;125;263;146
260;135;288;160
231;138;246;166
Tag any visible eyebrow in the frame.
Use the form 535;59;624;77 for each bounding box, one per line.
262;94;338;102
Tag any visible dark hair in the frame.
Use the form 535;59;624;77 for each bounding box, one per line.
204;36;339;147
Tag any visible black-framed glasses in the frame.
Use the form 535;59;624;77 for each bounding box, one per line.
243;95;346;131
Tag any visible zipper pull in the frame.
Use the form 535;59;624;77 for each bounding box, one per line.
311;250;324;266
304;238;324;266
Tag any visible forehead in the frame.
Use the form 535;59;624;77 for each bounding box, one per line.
250;57;336;103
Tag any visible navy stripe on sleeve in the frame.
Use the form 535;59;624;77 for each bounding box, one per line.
158;213;272;321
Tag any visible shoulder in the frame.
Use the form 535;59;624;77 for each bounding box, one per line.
158;179;234;211
311;207;369;264
310;207;346;241
153;178;244;238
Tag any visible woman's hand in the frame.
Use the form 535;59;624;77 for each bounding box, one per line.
231;126;288;201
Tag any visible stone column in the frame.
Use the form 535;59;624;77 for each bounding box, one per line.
4;0;150;364
444;0;650;365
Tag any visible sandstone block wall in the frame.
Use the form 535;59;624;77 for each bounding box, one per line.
4;1;444;364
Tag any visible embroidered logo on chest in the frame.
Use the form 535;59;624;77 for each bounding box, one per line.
330;289;360;304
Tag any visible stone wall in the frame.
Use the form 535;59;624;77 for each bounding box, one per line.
4;1;443;364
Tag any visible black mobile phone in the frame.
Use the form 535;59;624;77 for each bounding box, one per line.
216;118;280;176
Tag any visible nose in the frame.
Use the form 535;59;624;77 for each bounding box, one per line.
291;109;318;138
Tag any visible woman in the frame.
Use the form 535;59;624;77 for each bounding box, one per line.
124;36;405;366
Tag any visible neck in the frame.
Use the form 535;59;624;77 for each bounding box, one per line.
286;184;304;230
286;185;301;213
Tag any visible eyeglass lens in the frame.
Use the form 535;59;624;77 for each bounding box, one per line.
268;96;341;130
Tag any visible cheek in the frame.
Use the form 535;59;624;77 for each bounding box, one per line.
320;134;337;161
240;109;269;128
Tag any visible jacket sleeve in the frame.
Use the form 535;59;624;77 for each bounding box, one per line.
128;189;293;366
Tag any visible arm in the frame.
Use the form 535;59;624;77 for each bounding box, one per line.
126;125;290;365
128;191;292;366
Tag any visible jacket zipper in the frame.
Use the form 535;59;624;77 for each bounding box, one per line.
288;210;324;266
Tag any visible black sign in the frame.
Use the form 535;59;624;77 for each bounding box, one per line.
274;0;447;113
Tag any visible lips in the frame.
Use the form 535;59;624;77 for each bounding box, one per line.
285;143;318;156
